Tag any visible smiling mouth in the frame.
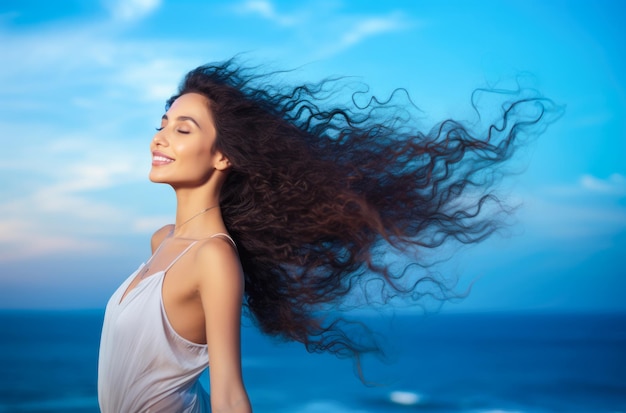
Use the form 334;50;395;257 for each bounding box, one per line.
152;153;174;165
153;155;173;162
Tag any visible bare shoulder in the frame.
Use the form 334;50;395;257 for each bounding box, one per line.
150;224;174;252
192;236;243;289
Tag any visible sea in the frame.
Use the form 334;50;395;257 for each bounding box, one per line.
0;310;624;413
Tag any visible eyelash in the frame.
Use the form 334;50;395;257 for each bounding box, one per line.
154;127;190;134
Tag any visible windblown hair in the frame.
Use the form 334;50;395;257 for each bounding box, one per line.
167;59;559;363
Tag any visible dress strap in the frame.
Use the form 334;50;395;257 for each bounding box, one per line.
210;232;237;249
162;234;236;274
144;239;168;267
163;241;198;273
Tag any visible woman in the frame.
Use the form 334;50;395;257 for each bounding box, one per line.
98;59;558;412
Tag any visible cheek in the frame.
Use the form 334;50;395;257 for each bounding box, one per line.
186;146;216;175
175;137;215;169
193;145;215;163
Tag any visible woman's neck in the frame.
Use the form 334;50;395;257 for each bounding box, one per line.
172;186;224;238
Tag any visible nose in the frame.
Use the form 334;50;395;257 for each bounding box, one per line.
152;128;168;148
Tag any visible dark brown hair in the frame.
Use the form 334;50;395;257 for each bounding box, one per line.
167;58;560;365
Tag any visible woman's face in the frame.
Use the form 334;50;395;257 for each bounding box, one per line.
149;92;223;187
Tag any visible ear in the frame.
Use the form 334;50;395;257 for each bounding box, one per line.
214;152;231;171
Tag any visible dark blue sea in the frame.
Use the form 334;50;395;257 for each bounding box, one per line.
0;310;624;413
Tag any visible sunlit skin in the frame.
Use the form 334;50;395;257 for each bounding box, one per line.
122;92;251;413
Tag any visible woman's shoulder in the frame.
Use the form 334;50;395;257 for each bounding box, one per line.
150;224;175;251
192;235;243;285
194;234;239;265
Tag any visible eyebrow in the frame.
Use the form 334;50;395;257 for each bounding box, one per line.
161;114;202;129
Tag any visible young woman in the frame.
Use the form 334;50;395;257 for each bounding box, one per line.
98;59;557;412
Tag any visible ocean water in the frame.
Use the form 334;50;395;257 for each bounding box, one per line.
0;310;624;413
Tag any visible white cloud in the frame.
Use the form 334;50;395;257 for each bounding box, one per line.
104;0;161;22
0;1;419;262
517;174;626;244
234;0;299;26
580;173;626;195
522;196;626;239
0;26;114;86
314;11;413;58
47;161;138;193
0;219;107;261
0;133;152;261
0;20;199;107
115;58;195;102
340;12;410;47
230;1;415;59
132;215;172;233
0;12;197;261
543;173;626;198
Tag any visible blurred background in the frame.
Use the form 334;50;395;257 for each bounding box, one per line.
0;1;624;412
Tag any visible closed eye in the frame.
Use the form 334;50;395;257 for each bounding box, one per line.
154;126;189;134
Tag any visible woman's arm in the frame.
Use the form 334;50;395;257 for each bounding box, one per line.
195;238;251;413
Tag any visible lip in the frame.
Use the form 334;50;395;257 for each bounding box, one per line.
152;150;175;166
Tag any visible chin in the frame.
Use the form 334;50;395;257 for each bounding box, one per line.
148;171;169;184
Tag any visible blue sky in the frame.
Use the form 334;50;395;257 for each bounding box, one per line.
0;0;624;312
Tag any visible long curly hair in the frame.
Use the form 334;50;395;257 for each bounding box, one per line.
167;58;560;363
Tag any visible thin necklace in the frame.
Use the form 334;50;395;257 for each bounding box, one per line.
138;204;219;278
176;205;219;231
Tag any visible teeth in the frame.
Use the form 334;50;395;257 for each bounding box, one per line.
153;155;173;162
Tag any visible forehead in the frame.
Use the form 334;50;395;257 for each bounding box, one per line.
167;93;214;123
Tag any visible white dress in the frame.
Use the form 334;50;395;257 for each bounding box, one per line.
98;234;235;413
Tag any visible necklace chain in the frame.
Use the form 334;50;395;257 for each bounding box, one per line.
176;205;219;230
138;205;218;279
